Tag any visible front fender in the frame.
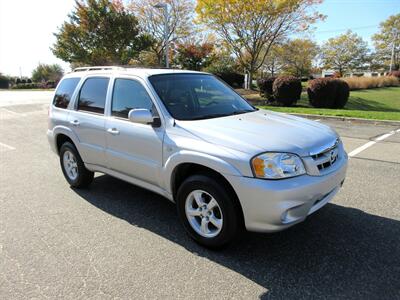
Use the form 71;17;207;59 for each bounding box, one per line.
162;150;243;195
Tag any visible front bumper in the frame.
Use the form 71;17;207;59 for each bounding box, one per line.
226;154;348;232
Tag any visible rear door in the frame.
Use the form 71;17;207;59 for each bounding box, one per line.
105;77;164;186
68;76;110;167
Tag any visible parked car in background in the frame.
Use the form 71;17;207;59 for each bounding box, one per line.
47;66;348;248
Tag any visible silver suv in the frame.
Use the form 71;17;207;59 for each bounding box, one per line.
48;67;348;248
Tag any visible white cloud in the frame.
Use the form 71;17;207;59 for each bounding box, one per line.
0;0;75;77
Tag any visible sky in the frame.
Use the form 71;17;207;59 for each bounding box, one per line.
0;0;399;77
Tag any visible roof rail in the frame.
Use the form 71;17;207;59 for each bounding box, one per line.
72;66;124;72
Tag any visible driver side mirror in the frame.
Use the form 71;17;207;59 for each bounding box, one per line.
128;109;160;127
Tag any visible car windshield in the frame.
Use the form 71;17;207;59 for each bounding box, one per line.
148;73;256;121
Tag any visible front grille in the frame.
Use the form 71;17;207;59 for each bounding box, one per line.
311;145;339;172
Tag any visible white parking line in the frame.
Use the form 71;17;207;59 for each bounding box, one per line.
0;108;25;116
348;129;399;157
0;142;16;150
314;119;321;122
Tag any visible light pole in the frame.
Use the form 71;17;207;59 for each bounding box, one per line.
154;3;169;68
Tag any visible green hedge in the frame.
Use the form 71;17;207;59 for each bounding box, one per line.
215;72;244;88
0;75;9;89
11;83;40;89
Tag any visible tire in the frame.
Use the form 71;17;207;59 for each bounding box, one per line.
59;142;94;188
176;174;241;249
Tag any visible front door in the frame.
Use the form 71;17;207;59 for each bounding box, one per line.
105;78;164;186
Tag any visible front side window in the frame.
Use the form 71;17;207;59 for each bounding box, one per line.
78;77;109;114
53;77;80;109
111;78;154;119
148;74;255;120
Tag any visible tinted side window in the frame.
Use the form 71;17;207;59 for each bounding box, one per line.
78;77;109;114
111;79;154;118
53;78;81;109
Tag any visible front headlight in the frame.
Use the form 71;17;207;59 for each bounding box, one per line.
251;152;306;179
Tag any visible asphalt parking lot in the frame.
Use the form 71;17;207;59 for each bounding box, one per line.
1;91;399;299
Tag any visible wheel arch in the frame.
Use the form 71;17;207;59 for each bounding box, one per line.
53;126;80;155
169;161;245;228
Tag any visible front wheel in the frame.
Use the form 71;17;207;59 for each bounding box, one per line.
176;174;241;248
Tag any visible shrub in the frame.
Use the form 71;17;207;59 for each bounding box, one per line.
0;75;9;89
272;76;302;106
388;70;400;79
307;78;350;108
257;77;276;101
334;80;350;108
11;83;40;89
341;76;399;90
46;80;56;88
214;72;244;88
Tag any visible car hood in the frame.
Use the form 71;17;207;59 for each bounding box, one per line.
175;110;337;157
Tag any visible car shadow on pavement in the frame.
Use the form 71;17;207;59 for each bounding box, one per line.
74;174;400;299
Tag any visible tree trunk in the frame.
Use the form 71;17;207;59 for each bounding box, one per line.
338;66;343;77
248;71;253;90
155;50;163;67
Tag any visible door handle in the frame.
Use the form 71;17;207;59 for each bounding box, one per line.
107;128;120;135
69;120;80;126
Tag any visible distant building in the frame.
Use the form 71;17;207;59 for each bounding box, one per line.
311;69;388;78
344;71;386;77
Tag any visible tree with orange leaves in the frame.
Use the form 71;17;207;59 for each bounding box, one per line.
196;0;324;88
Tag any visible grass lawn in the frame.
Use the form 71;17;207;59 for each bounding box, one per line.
237;87;400;121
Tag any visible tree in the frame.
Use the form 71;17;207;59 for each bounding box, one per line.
196;0;323;88
128;0;195;66
132;51;160;67
175;42;214;70
260;44;285;76
321;30;369;76
281;39;319;77
203;49;239;74
52;0;153;65
372;13;400;71
32;64;64;83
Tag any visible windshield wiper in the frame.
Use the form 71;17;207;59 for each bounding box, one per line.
232;109;256;115
190;113;231;120
189;110;256;120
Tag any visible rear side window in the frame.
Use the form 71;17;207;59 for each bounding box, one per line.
78;77;109;114
53;78;80;109
111;78;154;118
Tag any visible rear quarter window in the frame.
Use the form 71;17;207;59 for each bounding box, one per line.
53;77;81;109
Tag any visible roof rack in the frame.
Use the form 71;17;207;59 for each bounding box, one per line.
72;66;124;72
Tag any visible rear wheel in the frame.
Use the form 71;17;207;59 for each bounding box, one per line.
176;174;241;248
59;142;93;188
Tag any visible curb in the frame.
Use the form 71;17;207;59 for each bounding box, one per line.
290;113;400;126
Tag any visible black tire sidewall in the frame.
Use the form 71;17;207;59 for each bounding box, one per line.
176;174;239;248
